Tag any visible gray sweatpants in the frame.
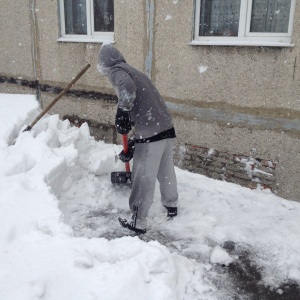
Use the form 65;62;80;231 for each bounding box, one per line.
129;138;178;229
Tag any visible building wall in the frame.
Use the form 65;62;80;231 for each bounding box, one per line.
154;1;300;111
0;0;35;79
0;0;300;202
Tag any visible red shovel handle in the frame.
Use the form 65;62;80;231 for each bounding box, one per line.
122;134;131;173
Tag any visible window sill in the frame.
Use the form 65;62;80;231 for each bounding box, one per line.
189;40;295;47
57;37;115;44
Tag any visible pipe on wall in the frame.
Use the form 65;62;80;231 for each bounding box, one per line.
29;0;41;106
145;0;154;79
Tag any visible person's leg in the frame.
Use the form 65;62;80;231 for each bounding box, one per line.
128;140;166;229
157;139;178;209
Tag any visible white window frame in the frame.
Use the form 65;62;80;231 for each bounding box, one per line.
191;0;296;47
58;0;114;43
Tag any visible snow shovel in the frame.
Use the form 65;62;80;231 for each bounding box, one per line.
111;134;132;184
23;63;90;132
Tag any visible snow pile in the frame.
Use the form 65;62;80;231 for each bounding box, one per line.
0;94;39;149
1;93;300;299
210;246;233;266
0;94;214;300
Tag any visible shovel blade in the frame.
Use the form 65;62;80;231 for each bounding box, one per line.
111;171;131;184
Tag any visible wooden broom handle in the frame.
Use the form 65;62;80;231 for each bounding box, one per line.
24;63;90;131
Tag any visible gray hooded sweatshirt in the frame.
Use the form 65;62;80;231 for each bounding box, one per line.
98;43;174;140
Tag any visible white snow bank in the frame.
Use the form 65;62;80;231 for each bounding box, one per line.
0;94;39;149
1;94;300;299
0;95;215;300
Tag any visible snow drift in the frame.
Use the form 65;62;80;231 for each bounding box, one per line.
0;94;300;299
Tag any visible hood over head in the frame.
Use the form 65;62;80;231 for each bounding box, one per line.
97;43;126;76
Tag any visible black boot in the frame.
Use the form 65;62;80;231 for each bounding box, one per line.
164;206;177;218
118;217;146;235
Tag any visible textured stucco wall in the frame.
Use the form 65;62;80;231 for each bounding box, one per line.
2;0;300;111
0;0;34;79
154;0;300;112
34;0;146;93
34;0;106;91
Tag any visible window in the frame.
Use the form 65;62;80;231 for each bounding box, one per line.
58;0;114;43
192;0;296;47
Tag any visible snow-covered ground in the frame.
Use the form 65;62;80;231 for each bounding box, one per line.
0;93;300;300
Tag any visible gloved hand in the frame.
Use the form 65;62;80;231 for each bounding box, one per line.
118;138;135;162
115;107;132;134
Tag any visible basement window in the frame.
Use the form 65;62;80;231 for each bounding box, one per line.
58;0;114;43
192;0;296;47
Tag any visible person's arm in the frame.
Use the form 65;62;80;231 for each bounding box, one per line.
115;107;131;134
108;67;136;111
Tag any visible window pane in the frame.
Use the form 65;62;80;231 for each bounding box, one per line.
64;0;87;34
250;0;291;33
94;0;114;32
199;0;241;36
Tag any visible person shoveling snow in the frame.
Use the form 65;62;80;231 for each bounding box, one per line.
97;43;178;235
